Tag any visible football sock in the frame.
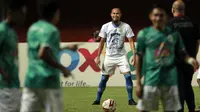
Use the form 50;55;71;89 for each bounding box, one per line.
124;73;133;100
96;75;109;101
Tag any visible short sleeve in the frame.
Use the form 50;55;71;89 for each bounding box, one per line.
99;25;106;38
126;25;135;38
136;30;146;55
40;30;55;48
176;32;186;52
0;31;5;46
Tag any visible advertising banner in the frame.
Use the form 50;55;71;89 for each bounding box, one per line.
18;43;199;87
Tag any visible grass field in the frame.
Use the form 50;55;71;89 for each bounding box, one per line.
62;87;200;112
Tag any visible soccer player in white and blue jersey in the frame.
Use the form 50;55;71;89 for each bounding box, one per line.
92;8;137;105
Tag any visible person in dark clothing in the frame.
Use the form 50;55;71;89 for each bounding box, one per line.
167;1;200;112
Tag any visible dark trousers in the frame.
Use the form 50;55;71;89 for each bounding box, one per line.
177;64;195;112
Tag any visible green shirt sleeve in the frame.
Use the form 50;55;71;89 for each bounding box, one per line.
40;30;55;48
136;30;146;55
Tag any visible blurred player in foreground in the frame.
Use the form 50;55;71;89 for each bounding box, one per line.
20;1;77;112
92;8;137;105
0;1;26;112
88;29;100;42
167;1;200;111
135;5;199;112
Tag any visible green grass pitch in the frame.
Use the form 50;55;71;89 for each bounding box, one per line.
62;87;200;112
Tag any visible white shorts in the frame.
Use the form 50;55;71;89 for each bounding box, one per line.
0;88;21;112
20;88;63;112
197;68;200;79
101;55;130;75
137;86;181;111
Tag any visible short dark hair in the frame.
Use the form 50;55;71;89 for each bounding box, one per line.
6;0;26;11
111;8;122;13
149;4;166;14
38;1;59;20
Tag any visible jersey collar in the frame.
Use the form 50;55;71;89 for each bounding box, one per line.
175;14;184;17
112;21;121;28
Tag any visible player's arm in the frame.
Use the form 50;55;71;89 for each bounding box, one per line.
95;37;105;66
38;31;71;77
179;50;199;70
39;47;64;69
96;25;106;65
128;37;135;65
97;37;105;57
135;30;145;98
135;55;143;85
128;38;135;53
0;30;9;81
176;32;199;69
96;37;105;66
126;25;135;65
135;31;145;85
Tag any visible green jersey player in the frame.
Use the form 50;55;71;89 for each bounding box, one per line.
135;5;199;112
0;1;26;112
20;1;77;112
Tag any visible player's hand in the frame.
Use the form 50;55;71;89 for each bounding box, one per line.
189;58;199;70
67;44;78;51
61;66;72;78
192;59;199;71
136;82;143;99
95;56;100;67
0;69;11;84
131;55;136;66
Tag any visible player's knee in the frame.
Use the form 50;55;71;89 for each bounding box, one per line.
124;73;132;79
101;75;109;82
98;75;109;88
124;73;133;86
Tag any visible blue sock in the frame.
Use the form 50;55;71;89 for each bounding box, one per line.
124;73;133;100
96;75;109;101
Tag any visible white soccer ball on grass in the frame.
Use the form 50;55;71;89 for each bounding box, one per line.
102;99;116;112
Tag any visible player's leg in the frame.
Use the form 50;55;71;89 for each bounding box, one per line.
136;86;160;111
161;86;181;112
118;55;136;105
20;88;42;112
93;75;109;104
0;88;21;112
176;66;185;112
182;65;195;112
44;89;63;112
92;56;115;105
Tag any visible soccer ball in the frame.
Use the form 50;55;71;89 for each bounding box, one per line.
102;99;116;112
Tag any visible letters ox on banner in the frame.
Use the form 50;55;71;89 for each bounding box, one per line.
18;43;199;87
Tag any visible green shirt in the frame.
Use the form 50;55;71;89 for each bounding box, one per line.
0;21;20;88
25;20;60;88
136;26;185;86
